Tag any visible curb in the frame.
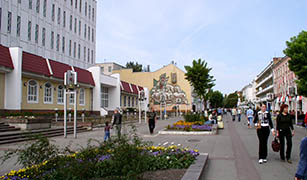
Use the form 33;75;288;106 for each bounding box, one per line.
181;153;209;180
158;125;218;135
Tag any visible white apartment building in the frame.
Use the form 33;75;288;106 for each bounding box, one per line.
255;61;274;110
0;0;96;69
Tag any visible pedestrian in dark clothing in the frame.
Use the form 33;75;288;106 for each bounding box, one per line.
304;112;307;127
147;107;157;134
104;121;111;141
276;104;295;163
112;109;122;139
254;104;275;164
295;137;307;180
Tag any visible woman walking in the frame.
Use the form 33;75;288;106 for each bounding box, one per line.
276;104;295;163
148;107;157;135
254;104;275;164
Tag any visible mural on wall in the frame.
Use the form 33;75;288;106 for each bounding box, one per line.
150;73;188;105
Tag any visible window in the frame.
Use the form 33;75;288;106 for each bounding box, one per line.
69;93;74;104
62;36;65;53
79;88;85;105
44;82;53;103
69;40;72;56
36;0;40;13
27;80;38;103
29;0;33;9
18;0;21;3
101;86;109;108
91;50;93;64
92;7;94;21
88;48;90;62
78;44;81;59
92;28;94;42
43;0;47;17
57;8;61;25
51;31;54;49
84;24;86;38
136;98;138;106
73;42;76;57
88;26;90;41
78;20;81;36
108;66;112;72
75;0;78;9
89;5;91;19
84;46;86;61
57;85;64;104
35;24;39;43
124;96;127;107
7;12;12;33
63;11;66;27
101;67;104;72
128;96;131;107
79;0;82;13
69;15;72;30
71;0;73;6
51;4;55;21
74;18;77;33
56;34;60;51
132;97;135;107
0;8;2;31
16;16;21;37
42;27;46;46
85;2;87;16
28;21;32;41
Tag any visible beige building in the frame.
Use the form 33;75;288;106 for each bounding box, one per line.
113;63;192;112
96;62;125;75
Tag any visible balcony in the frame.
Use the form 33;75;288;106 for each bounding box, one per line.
256;84;274;96
256;74;273;88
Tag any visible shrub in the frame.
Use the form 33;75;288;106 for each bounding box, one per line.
184;113;207;122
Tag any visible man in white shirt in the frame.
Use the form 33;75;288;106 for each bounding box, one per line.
246;107;254;128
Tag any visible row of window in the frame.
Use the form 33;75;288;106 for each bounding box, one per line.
27;80;85;105
122;95;138;108
24;0;95;22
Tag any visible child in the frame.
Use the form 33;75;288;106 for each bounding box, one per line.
104;121;111;141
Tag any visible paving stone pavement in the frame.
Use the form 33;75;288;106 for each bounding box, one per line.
0;114;306;179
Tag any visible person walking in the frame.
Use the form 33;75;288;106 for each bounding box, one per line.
237;108;242;122
295;137;307;180
276;104;295;163
147;107;157;134
232;108;237;122
246;107;254;128
112;109;122;139
104;121;111;141
304;112;307;127
254;104;275;164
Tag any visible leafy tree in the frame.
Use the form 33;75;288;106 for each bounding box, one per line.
126;61;143;72
284;30;307;97
208;90;224;108
185;59;215;109
224;92;238;108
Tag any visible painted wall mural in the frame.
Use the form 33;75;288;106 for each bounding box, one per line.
150;73;188;105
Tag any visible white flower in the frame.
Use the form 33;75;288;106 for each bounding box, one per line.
171;142;174;145
178;144;181;146
166;156;170;160
158;143;161;146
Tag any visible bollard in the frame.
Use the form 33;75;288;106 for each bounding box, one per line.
69;108;72;122
55;108;58;122
82;108;85;122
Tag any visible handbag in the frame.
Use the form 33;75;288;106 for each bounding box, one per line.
271;137;281;152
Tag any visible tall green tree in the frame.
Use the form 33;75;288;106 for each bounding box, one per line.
185;59;215;109
126;61;143;72
208;90;224;108
224;92;238;108
284;30;307;97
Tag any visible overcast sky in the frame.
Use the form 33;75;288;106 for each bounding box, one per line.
96;0;307;94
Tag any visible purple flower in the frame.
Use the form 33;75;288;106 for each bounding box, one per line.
97;155;111;162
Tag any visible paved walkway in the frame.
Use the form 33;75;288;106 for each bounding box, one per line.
0;115;306;179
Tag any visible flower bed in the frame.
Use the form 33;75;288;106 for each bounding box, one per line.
166;120;212;131
1;142;199;180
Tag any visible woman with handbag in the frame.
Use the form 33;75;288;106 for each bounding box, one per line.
254;104;276;164
276;104;294;163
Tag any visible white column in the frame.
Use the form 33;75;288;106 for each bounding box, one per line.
5;47;22;110
74;90;77;138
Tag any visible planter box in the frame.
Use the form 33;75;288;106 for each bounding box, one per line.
159;124;218;135
4;117;52;130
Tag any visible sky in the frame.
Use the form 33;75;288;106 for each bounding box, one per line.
96;0;307;94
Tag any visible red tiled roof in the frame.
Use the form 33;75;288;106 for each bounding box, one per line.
22;52;51;76
48;59;72;79
138;86;144;91
0;45;14;69
131;84;139;95
74;66;95;86
121;81;132;93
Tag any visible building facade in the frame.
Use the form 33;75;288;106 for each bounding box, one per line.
0;0;96;69
113;63;192;112
96;62;125;75
255;61;274;110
